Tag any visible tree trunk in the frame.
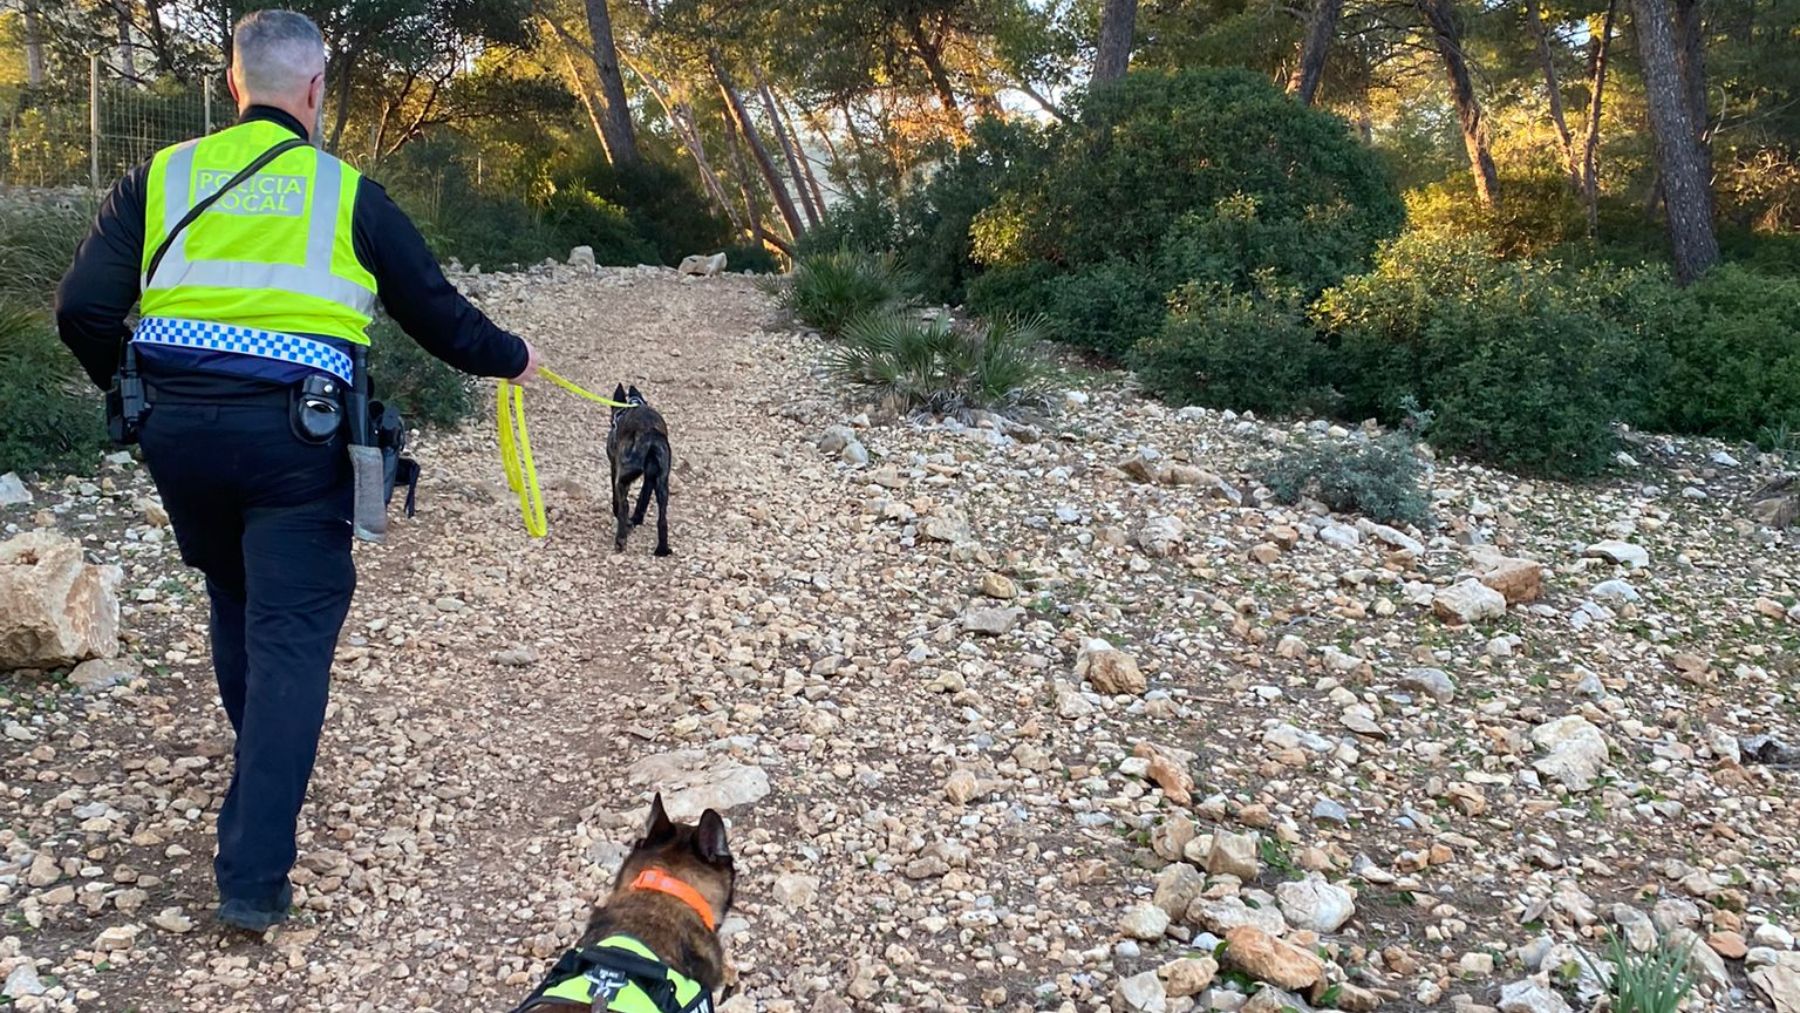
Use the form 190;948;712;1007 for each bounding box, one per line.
781;95;831;218
1631;0;1720;282
1580;0;1619;236
581;0;641;167
327;51;356;153
720;108;761;241
754;69;820;228
1093;0;1139;84
1673;0;1712;181
714;54;806;242
1526;0;1583;191
560;44;611;156
613;45;743;230
116;6;137;82
1416;0;1500;206
22;0;46;88
1287;0;1341;105
902;15;965;130
1014;79;1072;123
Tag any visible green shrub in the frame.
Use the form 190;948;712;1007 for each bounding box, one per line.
1582;930;1695;1013
540;185;660;265
1130;282;1330;415
1317;232;1649;478
965;261;1059;322
603;159;734;266
824;311;1053;414
778;250;916;336
979;69;1402;275
1155;194;1376;299
798;192;900;260
0;198;93;305
1261;430;1432;528
366;316;479;430
1640;266;1800;441
0;302;107;475
1038;261;1168;357
1404;172;1587;258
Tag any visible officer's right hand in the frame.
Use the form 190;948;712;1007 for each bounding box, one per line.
511;340;542;383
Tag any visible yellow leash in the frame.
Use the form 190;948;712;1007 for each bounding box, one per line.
497;367;632;539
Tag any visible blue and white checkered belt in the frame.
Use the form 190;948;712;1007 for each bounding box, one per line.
133;316;354;383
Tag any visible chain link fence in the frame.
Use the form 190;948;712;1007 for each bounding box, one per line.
2;57;226;189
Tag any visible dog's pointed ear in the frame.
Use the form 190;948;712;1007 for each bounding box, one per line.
695;809;731;864
613;383;628;402
644;793;676;844
628;385;642;400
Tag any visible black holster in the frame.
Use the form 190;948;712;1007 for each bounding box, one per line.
105;344;150;445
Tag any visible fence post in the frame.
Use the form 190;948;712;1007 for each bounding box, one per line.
89;54;101;189
204;76;214;134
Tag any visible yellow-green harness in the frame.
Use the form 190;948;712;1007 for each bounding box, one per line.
518;935;712;1013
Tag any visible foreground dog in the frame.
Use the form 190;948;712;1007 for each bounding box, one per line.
607;384;673;557
514;795;734;1011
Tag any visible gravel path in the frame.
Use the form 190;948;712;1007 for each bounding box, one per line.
3;265;1798;1013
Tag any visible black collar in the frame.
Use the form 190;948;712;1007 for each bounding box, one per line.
239;105;309;141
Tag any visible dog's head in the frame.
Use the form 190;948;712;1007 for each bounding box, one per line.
611;384;648;425
614;793;735;930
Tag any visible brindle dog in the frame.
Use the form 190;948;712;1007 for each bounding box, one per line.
607;384;673;557
517;794;735;1011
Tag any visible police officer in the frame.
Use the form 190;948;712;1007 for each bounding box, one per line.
55;10;540;932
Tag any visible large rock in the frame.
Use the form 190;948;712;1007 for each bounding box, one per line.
1222;925;1325;990
1530;716;1609;791
1187;895;1289;937
1401;667;1457;703
1748;476;1798;530
626;749;770;821
1205;829;1261;880
3;964;46;999
1159;957;1218;998
1152;862;1207;918
568;245;596;267
961;605;1023;636
1467;547;1544;604
1432;578;1507;625
1751;950;1800;1013
678;252;727;277
1116;969;1168;1013
1136;514;1186;558
1584;540;1650;569
1076;639;1146;695
0;531;122;669
0;472;30;507
1121;902;1172;941
1498;977;1573;1013
67;657;139;693
1276;875;1356;933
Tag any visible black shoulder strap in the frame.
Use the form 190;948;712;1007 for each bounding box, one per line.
142;137;310;288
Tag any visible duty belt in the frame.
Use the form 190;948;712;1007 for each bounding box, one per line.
133;315;354;383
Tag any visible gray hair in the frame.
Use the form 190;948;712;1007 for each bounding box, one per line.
231;10;326;97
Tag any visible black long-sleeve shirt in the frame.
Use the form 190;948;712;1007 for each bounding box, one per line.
55;105;527;394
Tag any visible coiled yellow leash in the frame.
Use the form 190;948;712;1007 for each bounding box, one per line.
497;367;632;539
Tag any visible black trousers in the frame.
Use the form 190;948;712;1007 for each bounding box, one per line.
139;401;355;905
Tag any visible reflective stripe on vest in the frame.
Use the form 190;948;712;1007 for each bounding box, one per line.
138;121;378;347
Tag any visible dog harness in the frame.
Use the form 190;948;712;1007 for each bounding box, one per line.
517;934;712;1013
515;871;717;1013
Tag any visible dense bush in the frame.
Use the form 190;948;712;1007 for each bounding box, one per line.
1404;172;1587;258
1639;265;1800;442
824;311;1052;414
976;69;1403;279
0;303;107;475
720;242;782;275
540;185;660;266
1130;282;1330;415
0;198;92;304
1036;261;1167;357
777;250;916;335
366;316;479;430
1317;232;1654;478
1261;430;1432;528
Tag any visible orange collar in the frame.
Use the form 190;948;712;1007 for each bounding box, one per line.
630;869;716;931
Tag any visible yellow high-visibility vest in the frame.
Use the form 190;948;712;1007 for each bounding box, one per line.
139;119;377;347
